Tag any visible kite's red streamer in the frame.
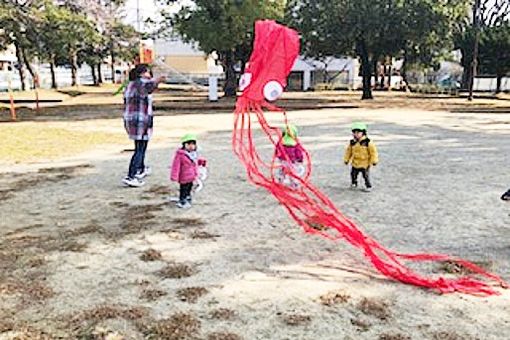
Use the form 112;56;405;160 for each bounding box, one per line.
233;97;507;296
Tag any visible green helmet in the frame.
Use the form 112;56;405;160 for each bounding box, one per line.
351;122;367;131
181;133;198;143
282;124;299;146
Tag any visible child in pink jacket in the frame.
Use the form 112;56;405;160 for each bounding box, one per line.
170;133;199;209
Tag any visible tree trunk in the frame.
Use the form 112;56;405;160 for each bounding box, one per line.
110;42;116;84
91;64;97;85
21;50;36;89
223;50;237;97
50;58;57;89
70;51;78;86
401;49;410;91
461;51;471;90
14;40;26;91
468;0;481;101
381;64;386;89
97;63;103;84
357;39;373;100
496;73;503;94
387;65;392;90
373;59;379;89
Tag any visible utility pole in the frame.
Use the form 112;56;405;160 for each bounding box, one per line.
137;0;144;63
468;0;481;101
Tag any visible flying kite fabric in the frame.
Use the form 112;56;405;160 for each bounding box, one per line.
232;20;507;296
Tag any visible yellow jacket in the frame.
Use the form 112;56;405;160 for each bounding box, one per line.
343;136;379;169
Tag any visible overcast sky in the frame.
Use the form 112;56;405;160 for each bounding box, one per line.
123;0;193;32
123;0;159;31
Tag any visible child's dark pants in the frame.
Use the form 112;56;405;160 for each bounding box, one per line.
351;167;371;188
179;182;193;203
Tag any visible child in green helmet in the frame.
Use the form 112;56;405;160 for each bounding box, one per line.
275;123;305;188
343;122;379;192
170;133;202;209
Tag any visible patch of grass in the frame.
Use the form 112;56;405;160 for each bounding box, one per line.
208;332;242;340
140;249;163;262
304;217;328;231
158;262;196;279
190;230;220;240
69;305;148;333
86;326;126;340
209;308;236;321
0;125;123;163
379;333;411;340
146;185;171;196
1;279;54;301
0;318;14;332
282;313;312;326
438;260;494;275
0;166;92;202
118;203;165;235
110;201;129;208
357;297;391;320
38;164;93;174
141;313;201;340
432;331;470;340
0;326;54;339
25;257;46;268
63;223;103;238
140;288;167;302
171;217;206;228
176;287;209;303
24;281;55;301
350;318;371;332
0;189;14;200
319;291;350;306
58;89;85;97
59;240;88;252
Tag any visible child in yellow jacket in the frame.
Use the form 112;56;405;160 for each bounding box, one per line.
343;122;379;192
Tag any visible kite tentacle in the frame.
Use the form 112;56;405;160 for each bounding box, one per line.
233;100;507;296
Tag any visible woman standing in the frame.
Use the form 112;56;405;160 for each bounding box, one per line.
122;64;164;187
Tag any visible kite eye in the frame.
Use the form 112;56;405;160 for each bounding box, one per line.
239;73;252;91
263;80;283;101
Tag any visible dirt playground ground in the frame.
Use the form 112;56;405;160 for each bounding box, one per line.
0;90;509;339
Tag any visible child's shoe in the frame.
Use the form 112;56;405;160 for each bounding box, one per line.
122;176;145;187
501;190;510;201
350;183;358;190
362;186;372;192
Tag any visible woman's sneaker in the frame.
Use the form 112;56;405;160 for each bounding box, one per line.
135;166;152;179
122;176;145;187
176;201;192;209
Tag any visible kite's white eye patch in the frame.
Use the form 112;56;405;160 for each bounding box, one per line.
263;81;283;101
239;73;252;91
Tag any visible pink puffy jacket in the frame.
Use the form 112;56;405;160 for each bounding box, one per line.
275;142;304;163
170;149;198;184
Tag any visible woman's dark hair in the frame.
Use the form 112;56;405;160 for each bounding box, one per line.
134;64;150;78
128;68;137;81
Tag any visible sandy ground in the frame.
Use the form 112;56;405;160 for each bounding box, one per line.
0;102;509;339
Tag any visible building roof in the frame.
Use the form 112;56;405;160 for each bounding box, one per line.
154;39;205;57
